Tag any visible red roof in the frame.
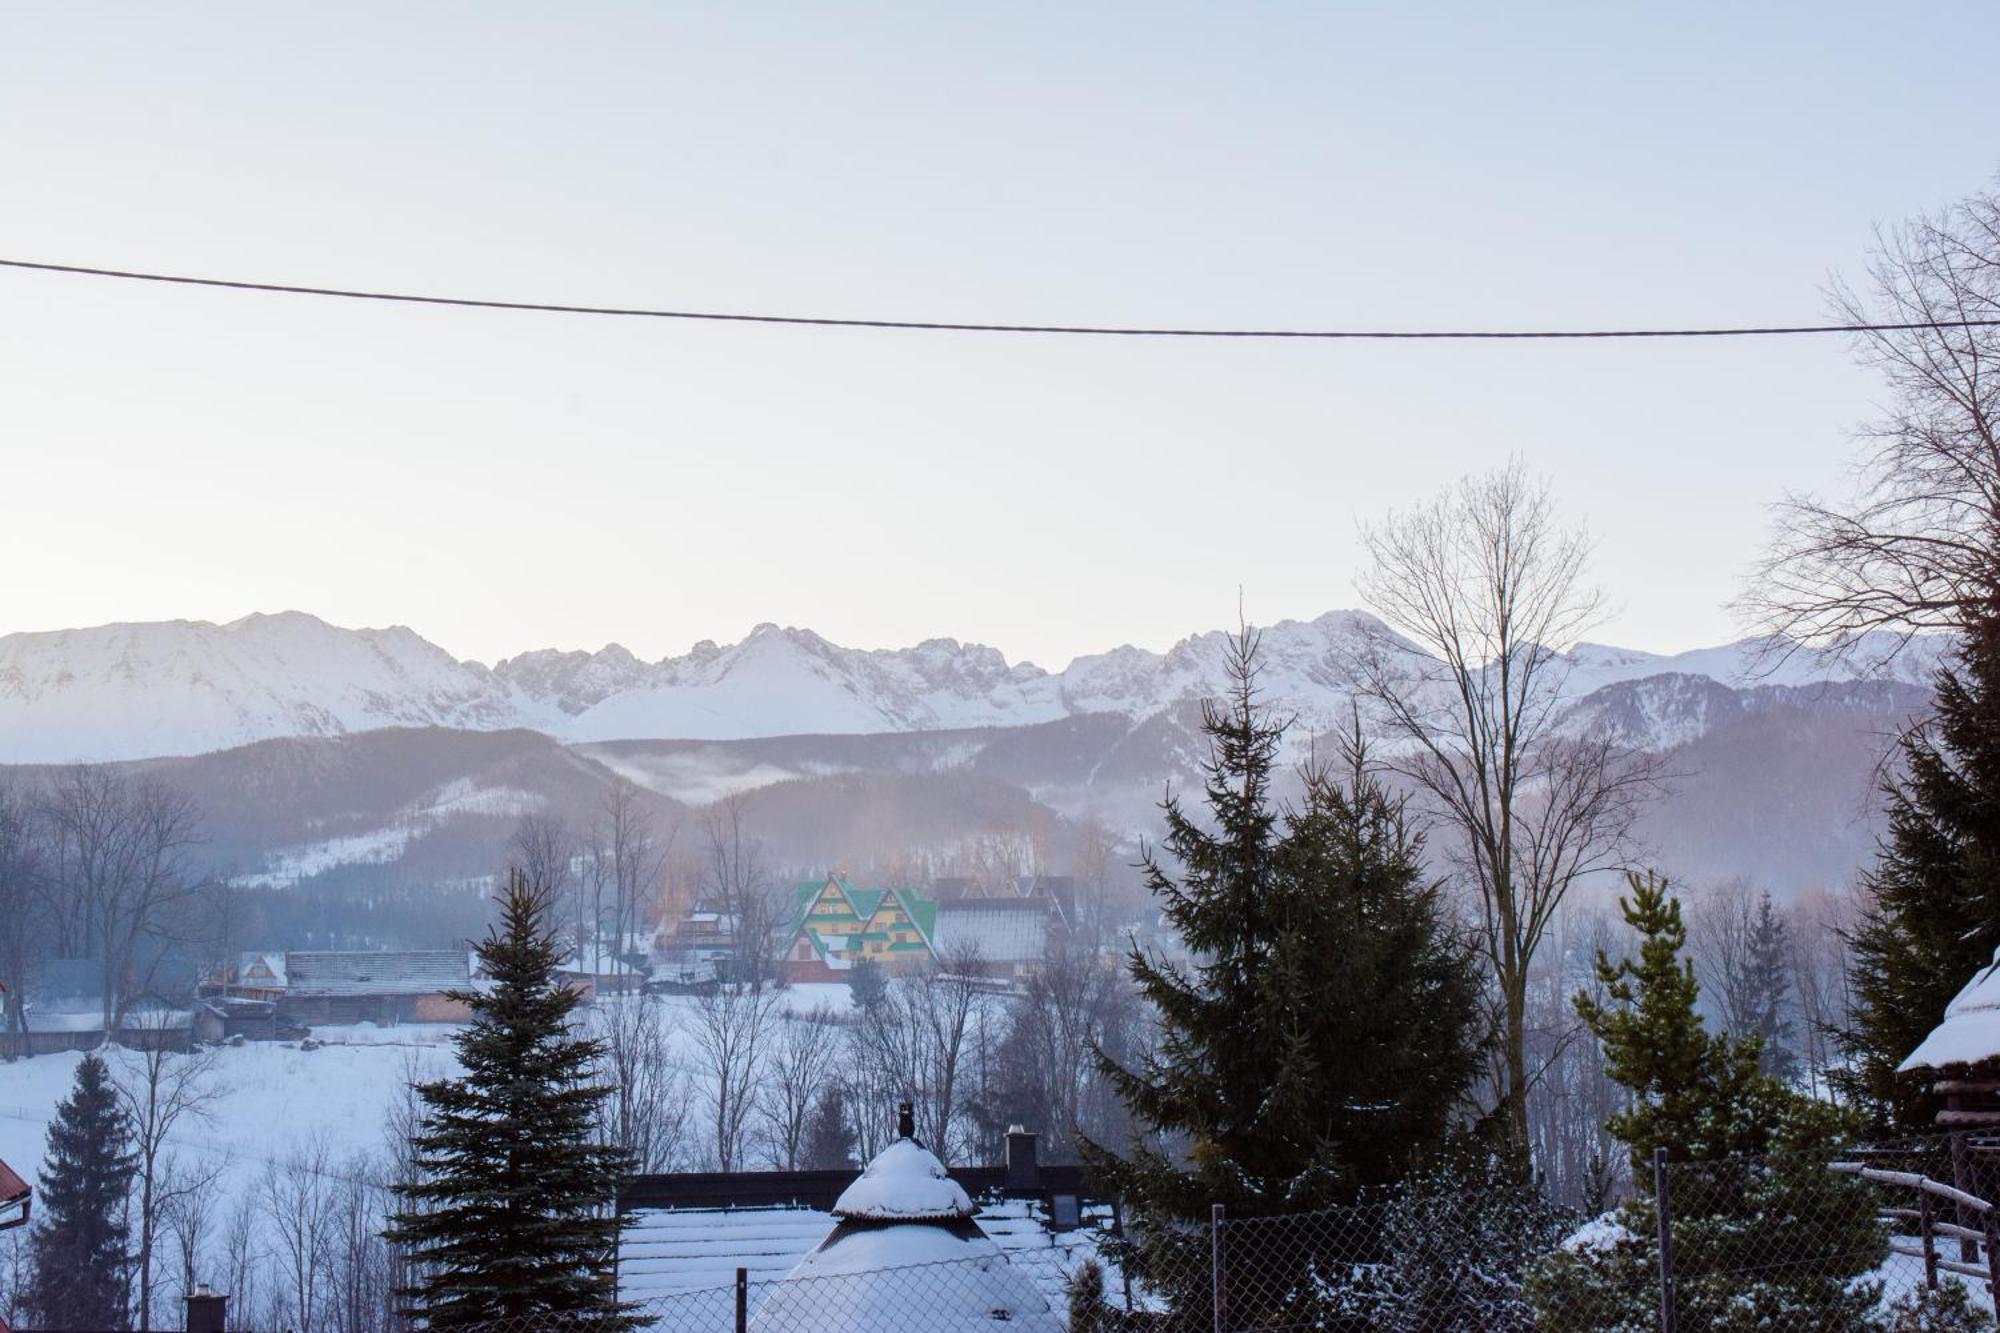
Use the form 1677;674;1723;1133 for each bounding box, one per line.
0;1158;27;1206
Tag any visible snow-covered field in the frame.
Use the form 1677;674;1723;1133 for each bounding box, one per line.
0;985;858;1202
0;1024;461;1202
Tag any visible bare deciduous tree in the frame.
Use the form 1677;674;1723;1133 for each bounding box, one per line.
325;1154;395;1333
590;996;690;1172
702;795;782;990
42;767;206;1028
509;811;578;944
158;1155;225;1320
113;1040;223;1330
1790;885;1861;1099
852;944;987;1162
1522;900;1627;1211
1749;181;2000;650
979;946;1139;1163
1354;461;1660;1173
0;783;46;1040
690;985;777;1171
759;1005;844;1170
261;1136;339;1333
218;1189;267;1333
586;781;674;987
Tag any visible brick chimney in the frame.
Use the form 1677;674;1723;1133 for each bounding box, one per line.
1005;1124;1039;1192
184;1283;227;1333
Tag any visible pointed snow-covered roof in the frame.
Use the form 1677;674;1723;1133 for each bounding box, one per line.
749;1107;1058;1331
832;1136;975;1221
1902;946;2000;1073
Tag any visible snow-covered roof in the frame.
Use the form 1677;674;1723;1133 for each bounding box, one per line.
120;1007;193;1032
622;1124;1080;1330
750;1231;1060;1332
833;1138;975;1221
1902;947;2000;1073
236;951;287;987
932;900;1054;964
618;1198;1112;1307
284;950;468;998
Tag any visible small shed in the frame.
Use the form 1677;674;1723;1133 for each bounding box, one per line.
749;1106;1059;1331
1900;946;2000;1130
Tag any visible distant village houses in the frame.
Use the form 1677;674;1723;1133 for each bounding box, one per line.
777;873;1071;985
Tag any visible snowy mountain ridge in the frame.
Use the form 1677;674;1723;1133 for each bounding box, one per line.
0;609;1948;763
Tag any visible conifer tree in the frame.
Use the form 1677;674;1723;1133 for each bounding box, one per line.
1738;891;1797;1084
26;1052;135;1332
1082;632;1483;1326
1534;873;1881;1330
1837;615;2000;1130
386;869;638;1329
803;1084;856;1170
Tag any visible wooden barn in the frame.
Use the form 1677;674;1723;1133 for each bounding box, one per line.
277;950;473;1026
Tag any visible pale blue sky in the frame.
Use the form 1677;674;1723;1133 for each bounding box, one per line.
1;3;1994;666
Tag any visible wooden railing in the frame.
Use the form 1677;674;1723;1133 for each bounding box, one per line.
1830;1161;2000;1291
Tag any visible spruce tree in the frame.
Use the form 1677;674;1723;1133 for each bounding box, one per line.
802;1085;856;1170
25;1052;135;1332
1738;891;1797;1084
1082;632;1483;1327
386;869;638;1329
1837;614;2000;1130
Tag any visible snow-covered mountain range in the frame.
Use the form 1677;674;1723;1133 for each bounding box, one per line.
0;609;1948;764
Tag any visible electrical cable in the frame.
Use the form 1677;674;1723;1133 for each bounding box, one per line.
4;257;1997;341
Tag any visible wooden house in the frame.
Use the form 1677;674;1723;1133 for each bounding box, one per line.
780;877;938;982
0;1157;29;1232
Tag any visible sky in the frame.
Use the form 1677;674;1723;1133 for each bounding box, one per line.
0;2;1995;669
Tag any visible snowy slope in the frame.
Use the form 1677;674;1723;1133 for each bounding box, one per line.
0;609;1951;762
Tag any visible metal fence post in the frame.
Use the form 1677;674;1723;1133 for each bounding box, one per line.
1211;1202;1227;1333
1653;1148;1676;1333
1983;1207;2000;1300
734;1265;747;1333
1112;1197;1134;1313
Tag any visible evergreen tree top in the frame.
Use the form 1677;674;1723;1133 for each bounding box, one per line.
386;868;638;1330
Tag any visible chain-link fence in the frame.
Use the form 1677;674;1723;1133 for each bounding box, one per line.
442;1137;2000;1332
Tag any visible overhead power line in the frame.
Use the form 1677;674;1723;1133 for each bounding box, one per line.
4;256;1999;341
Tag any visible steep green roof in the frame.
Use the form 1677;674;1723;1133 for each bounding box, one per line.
900;890;937;946
789;877;934;949
790;876;888;935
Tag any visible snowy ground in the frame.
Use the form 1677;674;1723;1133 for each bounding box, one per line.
0;985;858;1199
0;1023;462;1211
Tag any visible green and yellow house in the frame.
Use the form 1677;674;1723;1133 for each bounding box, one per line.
780;875;938;981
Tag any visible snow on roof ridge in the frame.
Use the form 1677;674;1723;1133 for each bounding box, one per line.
1900;945;2000;1073
831;1137;974;1221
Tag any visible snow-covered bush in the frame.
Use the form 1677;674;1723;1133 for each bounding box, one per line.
1349;1156;1579;1332
1525;1151;1888;1332
1877;1281;1996;1333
